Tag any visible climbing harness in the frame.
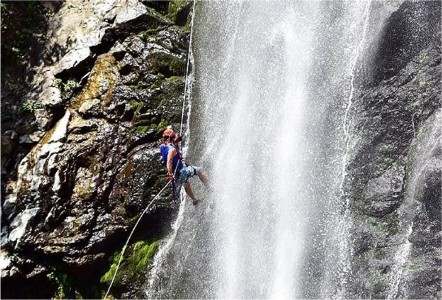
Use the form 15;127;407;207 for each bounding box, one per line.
103;0;197;297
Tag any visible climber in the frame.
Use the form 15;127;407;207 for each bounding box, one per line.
160;126;209;205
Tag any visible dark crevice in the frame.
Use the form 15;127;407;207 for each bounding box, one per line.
158;66;174;78
55;55;96;82
90;28;117;57
127;133;159;156
142;0;170;15
176;3;192;26
366;1;441;87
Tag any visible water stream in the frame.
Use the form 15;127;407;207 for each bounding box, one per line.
146;1;405;298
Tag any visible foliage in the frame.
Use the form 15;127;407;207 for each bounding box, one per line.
100;240;160;290
54;78;79;100
168;55;187;75
418;78;428;89
407;262;422;271
375;144;397;171
167;0;191;28
134;119;168;134
417;50;429;64
47;271;79;300
167;0;187;20
365;213;399;237
1;1;51;69
19;101;35;113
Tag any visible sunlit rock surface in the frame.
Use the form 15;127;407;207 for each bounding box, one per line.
1;0;191;298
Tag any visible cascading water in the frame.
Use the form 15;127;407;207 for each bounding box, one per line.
146;1;405;298
386;110;442;299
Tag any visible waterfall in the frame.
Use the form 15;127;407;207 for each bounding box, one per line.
146;1;405;298
386;110;442;299
333;1;372;297
386;224;413;300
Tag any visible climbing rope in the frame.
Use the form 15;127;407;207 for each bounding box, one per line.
103;181;171;299
104;1;197;298
179;0;197;137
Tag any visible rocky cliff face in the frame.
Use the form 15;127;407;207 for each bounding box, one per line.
344;1;441;298
1;0;191;298
1;1;440;299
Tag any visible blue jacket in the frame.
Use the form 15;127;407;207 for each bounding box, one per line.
160;143;183;176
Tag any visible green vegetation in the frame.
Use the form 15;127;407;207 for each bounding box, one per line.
375;156;395;170
167;0;187;21
149;52;186;77
361;248;383;261
129;99;141;110
51;272;75;300
134;119;168;134
417;50;429;64
169;55;187;75
418;79;428;89
365;213;399;236
19;101;35;113
47;270;92;300
407;262;421;271
100;240;160;291
167;0;191;29
1;3;8;14
379;144;395;156
1;1;50;68
166;75;184;85
375;144;396;171
54;78;79;100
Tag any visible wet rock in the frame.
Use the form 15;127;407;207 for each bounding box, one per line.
367;1;441;86
157;27;189;53
114;0;147;25
2;0;192;298
362;163;405;217
342;1;441;297
18;131;43;145
78;98;102;117
1;131;18;165
53;47;93;78
119;53;139;75
8;208;40;248
113;2;171;38
400;110;442;298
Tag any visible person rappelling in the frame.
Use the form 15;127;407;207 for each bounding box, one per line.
160;126;210;205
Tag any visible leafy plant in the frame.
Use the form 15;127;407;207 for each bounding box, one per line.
100;240;160;289
54;78;79;100
417;50;429;64
19;101;35;113
418;79;428;89
48;271;79;300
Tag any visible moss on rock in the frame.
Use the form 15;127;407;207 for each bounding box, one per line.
167;0;190;26
100;239;160;293
70;54;118;110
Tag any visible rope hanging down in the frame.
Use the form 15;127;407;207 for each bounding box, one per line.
104;1;197;298
179;0;197;137
103;182;171;299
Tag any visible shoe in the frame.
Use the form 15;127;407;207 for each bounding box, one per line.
192;199;200;205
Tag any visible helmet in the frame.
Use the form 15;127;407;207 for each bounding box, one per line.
163;127;176;138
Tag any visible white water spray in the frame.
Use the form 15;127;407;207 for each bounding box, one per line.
334;1;373;297
145;1;409;298
386;110;442;299
386;224;413;300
